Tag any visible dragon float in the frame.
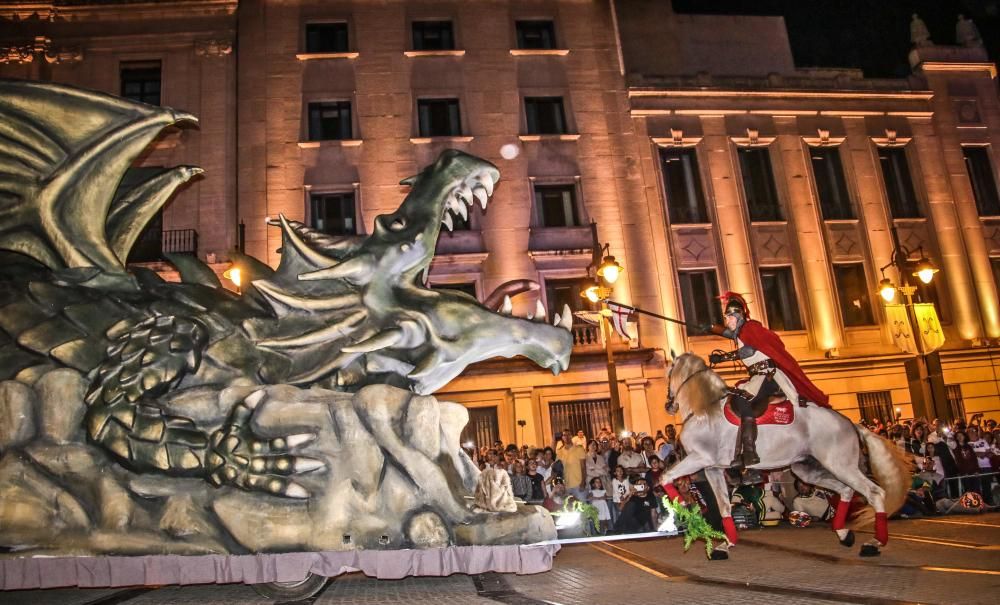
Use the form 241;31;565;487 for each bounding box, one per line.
0;80;572;554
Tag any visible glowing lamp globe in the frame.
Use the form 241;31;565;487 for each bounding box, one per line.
878;278;896;303
912;257;938;284
597;255;623;284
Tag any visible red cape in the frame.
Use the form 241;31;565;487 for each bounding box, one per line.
738;320;830;407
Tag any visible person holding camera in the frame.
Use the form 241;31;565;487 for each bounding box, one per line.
614;476;658;533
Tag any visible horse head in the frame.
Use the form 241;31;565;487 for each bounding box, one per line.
665;353;728;418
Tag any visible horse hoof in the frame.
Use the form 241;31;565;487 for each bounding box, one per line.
709;549;729;561
839;530;855;548
859;544;880;557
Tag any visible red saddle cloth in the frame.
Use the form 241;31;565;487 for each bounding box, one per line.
724;400;795;426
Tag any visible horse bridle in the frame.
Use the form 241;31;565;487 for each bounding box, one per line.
666;366;711;414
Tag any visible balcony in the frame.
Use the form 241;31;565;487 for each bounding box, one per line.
570;321;636;353
128;228;199;263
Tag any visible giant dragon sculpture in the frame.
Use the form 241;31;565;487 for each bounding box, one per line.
0;80;572;554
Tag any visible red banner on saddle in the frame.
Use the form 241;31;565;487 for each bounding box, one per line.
724;400;795;426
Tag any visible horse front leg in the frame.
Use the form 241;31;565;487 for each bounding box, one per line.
703;467;736;560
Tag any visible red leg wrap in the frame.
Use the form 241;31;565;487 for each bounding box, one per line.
832;499;850;531
875;512;888;545
663;483;681;502
722;516;738;545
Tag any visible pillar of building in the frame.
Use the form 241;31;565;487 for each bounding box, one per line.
841;118;897;294
774;117;841;352
700;116;758;305
907;117;983;341
509;387;539;448
624;378;652;435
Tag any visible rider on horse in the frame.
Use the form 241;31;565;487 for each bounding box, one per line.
705;292;830;467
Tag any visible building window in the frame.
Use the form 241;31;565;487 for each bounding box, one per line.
307;101;352;141
678;270;722;335
878;147;921;219
811;146;854;220
417;98;461;137
993;258;1000;295
412;20;455;50
460;407;499;451
833;264;875;327
310;192;356;236
549;399;613;445
305;22;349;53
120;61;161;105
545;277;596;313
534;184;579;227
524;97;567;135
963;146;1000;216
760;267;803;331
946;385;966;423
738;147;783;221
857;391;893;425
432;282;477;299
516;20;557;49
660;147;709;224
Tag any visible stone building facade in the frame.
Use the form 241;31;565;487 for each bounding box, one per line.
2;0;998;447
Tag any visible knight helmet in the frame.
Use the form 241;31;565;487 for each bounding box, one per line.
719;291;750;319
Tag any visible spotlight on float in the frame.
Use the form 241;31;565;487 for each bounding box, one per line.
912;256;938;285
597;255;623;285
223;266;241;290
879;278;896;303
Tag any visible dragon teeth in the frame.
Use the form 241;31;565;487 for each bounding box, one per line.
441;212;453;231
534;300;546;322
481;176;494;196
456;200;468;221
499;295;512;315
472;186;488;208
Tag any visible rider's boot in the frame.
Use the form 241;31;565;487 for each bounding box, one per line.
730;422;745;468
741;419;760;467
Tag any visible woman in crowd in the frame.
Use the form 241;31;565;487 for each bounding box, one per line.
585;440;610;492
908;423;928;456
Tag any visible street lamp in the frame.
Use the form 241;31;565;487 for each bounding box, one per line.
878;226;947;422
581;222;627;433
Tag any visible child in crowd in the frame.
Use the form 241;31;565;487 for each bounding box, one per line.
610;465;630;528
589;477;611;534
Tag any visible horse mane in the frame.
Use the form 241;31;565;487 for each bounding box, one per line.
671;353;729;417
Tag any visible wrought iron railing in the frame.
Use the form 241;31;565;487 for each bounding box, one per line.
128;228;199;263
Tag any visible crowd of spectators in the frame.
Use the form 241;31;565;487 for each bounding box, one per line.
467;411;999;535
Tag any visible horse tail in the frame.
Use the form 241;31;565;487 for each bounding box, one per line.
848;425;911;529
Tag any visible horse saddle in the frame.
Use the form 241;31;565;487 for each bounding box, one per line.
723;396;795;426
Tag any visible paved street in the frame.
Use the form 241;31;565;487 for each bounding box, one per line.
5;513;999;605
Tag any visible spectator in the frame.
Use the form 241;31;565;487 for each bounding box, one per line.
556;431;588;499
791;479;833;521
615;476;658;532
572;429;588;447
526;460;546;502
967;426;994;473
543;477;567;511
537;447;555;482
584;440;610;491
952;430;980;476
588;477;611;534
639;436;658;468
908;423;928;456
645;456;663;487
617;438;646;476
509;461;532;502
657;424;677;463
901;477;937;517
610;464;630;528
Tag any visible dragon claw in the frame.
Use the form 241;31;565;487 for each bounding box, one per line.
206;395;326;498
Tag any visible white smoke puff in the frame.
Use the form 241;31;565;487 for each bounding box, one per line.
500;143;520;160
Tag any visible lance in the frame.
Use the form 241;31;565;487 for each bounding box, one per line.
605;300;693;328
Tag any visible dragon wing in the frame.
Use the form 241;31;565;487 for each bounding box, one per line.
0;80;197;276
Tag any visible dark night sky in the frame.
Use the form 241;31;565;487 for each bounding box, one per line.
671;0;1000;78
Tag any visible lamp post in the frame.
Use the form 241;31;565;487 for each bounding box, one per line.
581;222;626;433
877;225;947;422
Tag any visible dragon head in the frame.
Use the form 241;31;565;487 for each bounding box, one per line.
247;150;573;394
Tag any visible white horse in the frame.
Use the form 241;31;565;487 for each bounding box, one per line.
661;353;909;559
